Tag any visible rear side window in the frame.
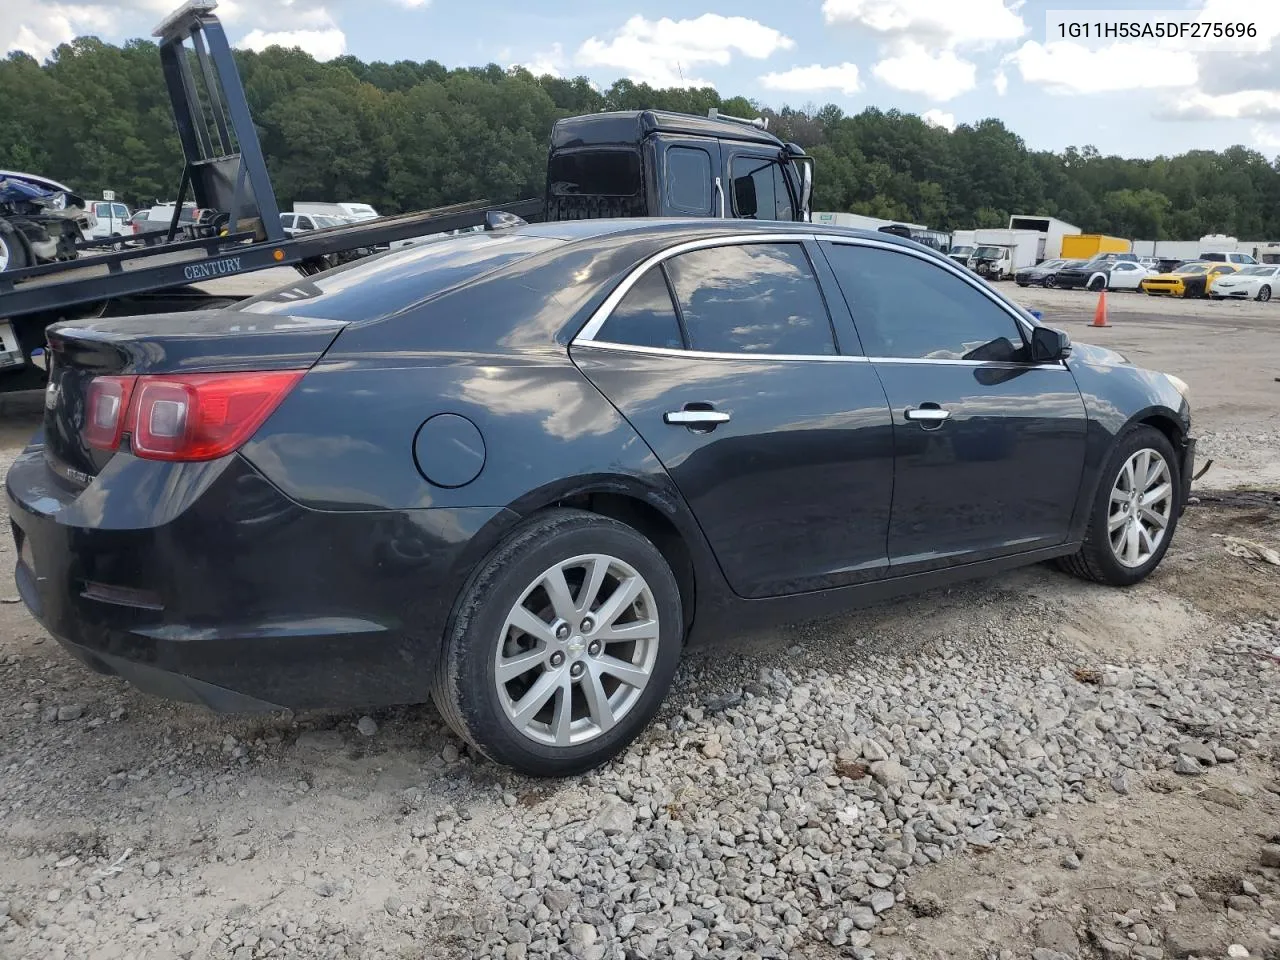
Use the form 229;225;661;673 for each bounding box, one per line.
666;147;712;215
234;232;563;323
663;242;836;356
596;269;684;349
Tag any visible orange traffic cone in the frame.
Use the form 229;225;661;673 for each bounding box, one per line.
1091;290;1111;327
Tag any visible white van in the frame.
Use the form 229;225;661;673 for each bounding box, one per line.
294;202;380;222
86;199;132;243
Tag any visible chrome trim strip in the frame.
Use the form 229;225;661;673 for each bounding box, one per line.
866;356;1070;371
570;340;869;363
572;228;1047;355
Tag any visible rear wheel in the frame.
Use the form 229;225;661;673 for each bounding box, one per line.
1057;426;1181;586
1258;285;1272;302
431;509;684;776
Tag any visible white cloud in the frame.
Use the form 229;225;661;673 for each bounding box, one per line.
872;43;976;101
1006;41;1198;95
822;0;1026;50
1253;124;1280;152
759;63;861;96
1159;90;1280;121
921;108;956;132
576;14;794;89
239;27;347;61
513;43;566;79
993;69;1008;96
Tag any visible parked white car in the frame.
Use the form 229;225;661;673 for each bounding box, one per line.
279;212;346;236
1209;264;1280;302
1089;260;1154;291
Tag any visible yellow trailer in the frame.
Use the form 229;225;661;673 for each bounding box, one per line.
1061;234;1132;260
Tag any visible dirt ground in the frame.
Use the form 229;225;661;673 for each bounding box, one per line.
0;282;1278;960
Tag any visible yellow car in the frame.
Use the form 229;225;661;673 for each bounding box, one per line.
1140;261;1237;298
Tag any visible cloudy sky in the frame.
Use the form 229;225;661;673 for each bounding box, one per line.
4;0;1280;158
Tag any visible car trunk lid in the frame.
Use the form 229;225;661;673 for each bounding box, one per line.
43;311;346;484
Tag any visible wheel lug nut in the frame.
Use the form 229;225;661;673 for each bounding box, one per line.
570;662;585;679
580;617;594;633
555;623;570;641
549;651;565;667
588;641;601;656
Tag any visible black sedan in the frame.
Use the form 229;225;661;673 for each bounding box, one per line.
7;219;1196;776
1014;258;1078;287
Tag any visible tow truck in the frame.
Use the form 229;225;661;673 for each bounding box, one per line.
0;0;813;392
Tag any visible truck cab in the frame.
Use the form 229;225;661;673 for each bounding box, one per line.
545;109;813;223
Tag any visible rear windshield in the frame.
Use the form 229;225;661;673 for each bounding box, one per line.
233;232;562;322
548;150;641;197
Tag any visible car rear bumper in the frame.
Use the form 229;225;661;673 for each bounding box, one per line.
7;440;516;712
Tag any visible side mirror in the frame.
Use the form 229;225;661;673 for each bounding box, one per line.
485;210;526;231
1030;325;1072;362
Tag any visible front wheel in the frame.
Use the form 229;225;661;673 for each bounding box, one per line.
1258;285;1272;302
1057;426;1181;586
1088;276;1106;292
1044;275;1057;288
431;509;684;776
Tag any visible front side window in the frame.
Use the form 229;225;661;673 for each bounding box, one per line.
596;268;684;350
730;156;779;221
663;243;836;356
823;243;1027;362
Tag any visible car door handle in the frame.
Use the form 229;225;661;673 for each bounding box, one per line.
904;407;950;422
664;409;731;426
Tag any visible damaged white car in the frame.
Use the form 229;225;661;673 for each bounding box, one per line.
0;171;94;274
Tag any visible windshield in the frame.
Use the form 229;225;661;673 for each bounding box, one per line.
1038;259;1065;269
233;231;562;323
313;215;345;228
1236;265;1275;276
974;246;1005;258
950;245;974;255
1177;263;1209;275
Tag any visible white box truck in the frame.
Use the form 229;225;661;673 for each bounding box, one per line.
970;228;1042;280
1008;215;1081;261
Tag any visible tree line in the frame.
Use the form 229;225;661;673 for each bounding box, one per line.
3;36;1279;241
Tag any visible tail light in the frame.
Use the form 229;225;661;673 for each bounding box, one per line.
83;370;303;462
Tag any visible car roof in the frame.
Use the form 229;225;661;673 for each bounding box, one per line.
550;110;787;150
506;216;936;251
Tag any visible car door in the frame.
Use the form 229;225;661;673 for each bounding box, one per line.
818;238;1089;574
571;237;895;598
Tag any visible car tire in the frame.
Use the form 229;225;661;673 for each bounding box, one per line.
1056;425;1182;587
1258;285;1272;302
1044;276;1057;288
1017;281;1028;287
0;220;31;274
1088;276;1106;292
431;508;684;777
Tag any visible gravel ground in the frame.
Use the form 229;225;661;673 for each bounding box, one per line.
1;291;1279;960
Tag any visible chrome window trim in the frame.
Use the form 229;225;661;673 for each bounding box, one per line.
571;230;1061;369
573;340;868;363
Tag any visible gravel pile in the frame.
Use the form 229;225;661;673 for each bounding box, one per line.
3;616;1277;960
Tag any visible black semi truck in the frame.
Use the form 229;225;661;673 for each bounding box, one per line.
0;0;814;393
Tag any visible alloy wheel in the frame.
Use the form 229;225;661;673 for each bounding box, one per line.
0;234;10;272
1107;448;1174;568
494;553;660;747
1259;286;1272;302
